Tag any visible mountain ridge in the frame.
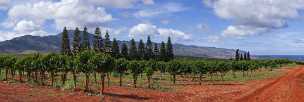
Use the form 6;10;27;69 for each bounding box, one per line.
0;31;238;59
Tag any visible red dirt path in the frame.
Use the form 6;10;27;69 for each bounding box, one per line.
235;66;304;102
0;66;303;102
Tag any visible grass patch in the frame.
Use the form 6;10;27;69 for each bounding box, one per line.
205;69;283;83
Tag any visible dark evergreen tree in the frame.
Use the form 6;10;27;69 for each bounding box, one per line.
247;51;251;60
138;39;145;60
145;36;153;60
104;31;111;52
72;27;81;54
61;27;71;55
160;41;166;61
111;38;120;58
240;53;244;60
129;39;138;60
121;43;128;59
235;49;240;61
81;27;90;50
244;52;247;60
93;27;103;52
166;37;174;61
153;43;159;60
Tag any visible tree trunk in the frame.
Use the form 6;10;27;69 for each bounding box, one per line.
148;76;151;88
133;75;137;88
27;71;31;81
100;73;105;94
173;74;176;84
11;69;14;80
199;74;202;85
85;73;90;92
94;72;97;83
19;70;22;82
72;71;77;88
35;71;38;82
5;68;8;80
62;72;67;86
106;73;110;87
51;72;54;87
119;73;123;86
40;71;44;85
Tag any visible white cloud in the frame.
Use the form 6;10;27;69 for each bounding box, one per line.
129;23;158;38
14;20;40;33
223;25;268;37
129;23;190;41
52;0;113;29
0;0;115;41
142;0;154;5
158;28;190;41
86;0;137;8
205;0;304;37
135;2;187;17
6;0;113;29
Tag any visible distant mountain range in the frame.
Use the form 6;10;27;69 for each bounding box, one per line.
255;55;304;61
0;30;238;59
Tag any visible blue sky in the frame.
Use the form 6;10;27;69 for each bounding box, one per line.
0;0;304;55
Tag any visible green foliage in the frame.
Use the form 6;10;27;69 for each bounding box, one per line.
138;39;145;60
61;27;71;55
81;27;90;50
145;36;153;60
129;39;138;60
72;27;81;54
104;31;111;52
111;38;120;58
77;51;95;73
93;27;102;52
166;37;174;61
89;53;114;73
121;43;128;59
160;41;166;61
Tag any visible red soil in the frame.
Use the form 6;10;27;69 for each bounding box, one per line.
235;66;304;102
0;66;303;102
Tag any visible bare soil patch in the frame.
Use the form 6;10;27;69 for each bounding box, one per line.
0;66;303;102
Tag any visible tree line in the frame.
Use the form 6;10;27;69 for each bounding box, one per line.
235;49;251;60
61;27;174;61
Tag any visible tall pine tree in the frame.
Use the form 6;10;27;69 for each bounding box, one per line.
72;27;81;54
104;31;111;52
138;39;145;60
240;53;244;60
235;49;240;61
93;27;103;52
61;27;71;55
153;43;159;60
247;51;251;60
166;37;174;61
129;39;138;60
160;41;166;61
112;38;120;58
145;36;153;60
244;52;247;60
121;43;129;59
81;27;90;50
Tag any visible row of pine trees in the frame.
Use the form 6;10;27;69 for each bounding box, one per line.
235;49;251;60
61;27;174;61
